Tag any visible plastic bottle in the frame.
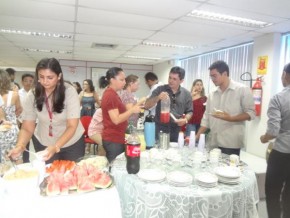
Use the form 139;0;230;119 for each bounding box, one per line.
126;126;141;174
160;97;170;123
144;113;155;149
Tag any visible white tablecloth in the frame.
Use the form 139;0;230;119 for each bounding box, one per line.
111;149;259;218
0;184;122;218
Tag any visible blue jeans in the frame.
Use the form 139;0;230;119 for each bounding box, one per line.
185;124;200;137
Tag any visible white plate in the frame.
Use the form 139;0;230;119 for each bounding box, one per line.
196;180;217;188
167;171;193;184
218;177;240;185
214;166;241;179
138;169;166;182
195;172;218;184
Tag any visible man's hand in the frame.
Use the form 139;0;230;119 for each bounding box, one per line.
158;92;169;101
212;111;232;121
175;118;187;126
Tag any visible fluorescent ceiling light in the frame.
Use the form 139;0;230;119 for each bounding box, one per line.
124;55;161;61
142;41;196;50
0;28;73;39
23;48;72;54
187;10;272;28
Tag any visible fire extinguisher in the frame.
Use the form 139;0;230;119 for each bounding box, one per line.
252;77;263;116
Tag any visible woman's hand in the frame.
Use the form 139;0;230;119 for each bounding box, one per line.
43;145;57;161
8;146;24;161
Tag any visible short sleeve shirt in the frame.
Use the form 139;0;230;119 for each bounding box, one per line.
22;83;84;148
101;87;127;144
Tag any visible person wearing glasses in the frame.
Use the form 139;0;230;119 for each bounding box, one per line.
145;66;193;142
196;60;255;156
18;73;34;163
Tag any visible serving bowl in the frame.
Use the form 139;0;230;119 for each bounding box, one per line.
2;163;40;196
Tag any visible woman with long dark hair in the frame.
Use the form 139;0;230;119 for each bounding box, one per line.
79;79;100;117
9;58;85;163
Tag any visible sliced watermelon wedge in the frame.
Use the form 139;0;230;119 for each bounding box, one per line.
94;173;112;189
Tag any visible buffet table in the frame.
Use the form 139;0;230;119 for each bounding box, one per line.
111;148;259;218
0;180;122;218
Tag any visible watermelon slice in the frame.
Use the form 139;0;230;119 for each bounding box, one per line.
64;171;77;190
77;177;95;193
94;173;112;189
46;181;61;196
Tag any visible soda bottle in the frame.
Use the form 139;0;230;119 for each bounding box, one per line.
160;97;170;123
126;126;141;174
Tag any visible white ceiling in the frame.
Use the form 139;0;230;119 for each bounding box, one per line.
0;0;290;69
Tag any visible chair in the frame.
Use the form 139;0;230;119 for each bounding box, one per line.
80;116;98;155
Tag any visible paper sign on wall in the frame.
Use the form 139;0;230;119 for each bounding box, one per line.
257;56;268;75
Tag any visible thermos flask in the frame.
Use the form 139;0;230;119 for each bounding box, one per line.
144;113;155;149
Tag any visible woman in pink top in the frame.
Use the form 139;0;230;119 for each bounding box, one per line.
88;108;105;156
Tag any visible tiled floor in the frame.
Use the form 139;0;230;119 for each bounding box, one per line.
258;199;268;218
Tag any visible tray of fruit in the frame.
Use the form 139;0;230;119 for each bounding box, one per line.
40;157;113;196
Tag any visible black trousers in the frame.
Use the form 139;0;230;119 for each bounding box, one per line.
32;135;85;164
218;147;240;156
266;149;290;218
102;140;125;163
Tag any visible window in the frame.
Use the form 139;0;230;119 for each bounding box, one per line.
180;43;253;94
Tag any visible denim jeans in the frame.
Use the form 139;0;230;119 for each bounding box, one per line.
185;124;200;137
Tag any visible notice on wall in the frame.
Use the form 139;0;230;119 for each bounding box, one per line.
257;56;268;75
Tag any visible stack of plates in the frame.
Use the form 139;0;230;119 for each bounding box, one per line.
167;171;193;187
215;166;241;184
195;172;218;188
137;169;166;183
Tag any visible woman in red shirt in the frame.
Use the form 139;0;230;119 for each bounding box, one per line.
100;67;143;162
186;79;207;137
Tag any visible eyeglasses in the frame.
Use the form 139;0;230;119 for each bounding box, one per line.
172;94;176;104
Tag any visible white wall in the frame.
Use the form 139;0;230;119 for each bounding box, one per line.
245;33;282;158
153;60;175;85
60;60;153;99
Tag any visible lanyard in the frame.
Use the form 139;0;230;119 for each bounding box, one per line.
45;96;53;137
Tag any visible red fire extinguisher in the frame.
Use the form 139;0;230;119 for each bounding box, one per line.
252;77;263;116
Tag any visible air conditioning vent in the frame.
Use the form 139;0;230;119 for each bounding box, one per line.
91;43;117;49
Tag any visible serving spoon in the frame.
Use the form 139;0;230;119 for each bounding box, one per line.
8;155;18;171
